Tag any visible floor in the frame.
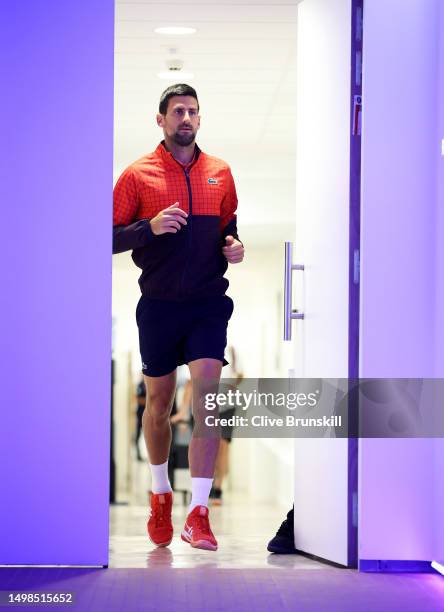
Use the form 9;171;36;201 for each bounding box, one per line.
106;476;444;611
1;565;443;611
1;465;443;611
109;491;322;571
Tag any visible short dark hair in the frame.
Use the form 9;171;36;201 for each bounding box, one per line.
159;83;199;115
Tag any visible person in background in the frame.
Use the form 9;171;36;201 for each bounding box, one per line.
170;379;192;427
210;345;243;505
134;378;146;462
267;506;296;554
168;377;192;493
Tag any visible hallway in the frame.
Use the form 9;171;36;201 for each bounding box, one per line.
97;493;444;610
2;492;441;610
1;1;444;610
109;493;325;570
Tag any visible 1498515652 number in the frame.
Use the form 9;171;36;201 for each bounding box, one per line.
3;592;74;605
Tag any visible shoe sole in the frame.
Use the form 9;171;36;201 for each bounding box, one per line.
148;534;173;548
267;545;297;554
147;524;173;548
181;531;217;551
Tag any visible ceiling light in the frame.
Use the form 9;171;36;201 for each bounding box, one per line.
155;26;197;36
157;71;195;80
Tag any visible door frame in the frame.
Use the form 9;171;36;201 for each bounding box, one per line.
346;0;363;569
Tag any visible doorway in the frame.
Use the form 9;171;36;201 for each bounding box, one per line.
110;0;360;570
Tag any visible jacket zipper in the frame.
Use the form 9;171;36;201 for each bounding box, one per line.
179;167;193;297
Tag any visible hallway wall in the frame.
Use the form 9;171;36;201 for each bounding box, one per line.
0;0;114;564
433;0;444;563
359;0;442;563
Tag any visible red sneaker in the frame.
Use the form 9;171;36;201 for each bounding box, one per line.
147;492;173;547
181;505;218;551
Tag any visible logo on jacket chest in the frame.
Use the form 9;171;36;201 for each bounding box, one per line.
207;178;218;184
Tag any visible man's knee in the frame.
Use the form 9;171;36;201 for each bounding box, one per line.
144;390;174;426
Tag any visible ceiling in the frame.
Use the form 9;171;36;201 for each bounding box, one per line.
114;0;299;247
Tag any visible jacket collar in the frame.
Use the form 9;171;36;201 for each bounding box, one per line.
155;140;202;170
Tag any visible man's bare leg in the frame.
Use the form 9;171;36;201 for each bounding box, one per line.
180;358;222;551
143;370;177;547
188;358;222;478
142;370;176;465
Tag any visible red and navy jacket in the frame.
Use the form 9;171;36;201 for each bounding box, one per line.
113;142;240;301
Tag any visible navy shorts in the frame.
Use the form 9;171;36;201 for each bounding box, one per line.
136;295;234;377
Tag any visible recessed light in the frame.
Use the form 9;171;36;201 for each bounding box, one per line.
155;26;197;36
157;71;195;80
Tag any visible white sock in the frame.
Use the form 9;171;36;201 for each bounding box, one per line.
149;460;172;494
188;477;213;513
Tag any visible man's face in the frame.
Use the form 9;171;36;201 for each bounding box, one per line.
157;95;200;146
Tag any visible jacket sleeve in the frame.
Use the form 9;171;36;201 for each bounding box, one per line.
220;167;242;244
113;167;156;254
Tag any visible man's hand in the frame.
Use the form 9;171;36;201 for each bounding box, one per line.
222;235;244;264
150;202;188;235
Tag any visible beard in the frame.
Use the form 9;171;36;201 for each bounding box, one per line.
172;129;196;147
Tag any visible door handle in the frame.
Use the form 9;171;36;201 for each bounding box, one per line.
284;242;304;341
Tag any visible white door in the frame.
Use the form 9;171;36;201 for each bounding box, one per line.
288;0;359;566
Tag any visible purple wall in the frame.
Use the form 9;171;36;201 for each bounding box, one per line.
435;0;444;379
0;1;114;564
359;0;441;563
433;0;444;564
360;0;437;378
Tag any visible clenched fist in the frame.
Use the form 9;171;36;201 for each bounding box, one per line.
150;202;188;235
223;235;244;264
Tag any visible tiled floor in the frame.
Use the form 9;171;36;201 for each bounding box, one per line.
1;566;443;611
1;466;443;611
100;476;444;611
109;494;325;570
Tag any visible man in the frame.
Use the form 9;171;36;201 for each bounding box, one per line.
113;84;244;551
